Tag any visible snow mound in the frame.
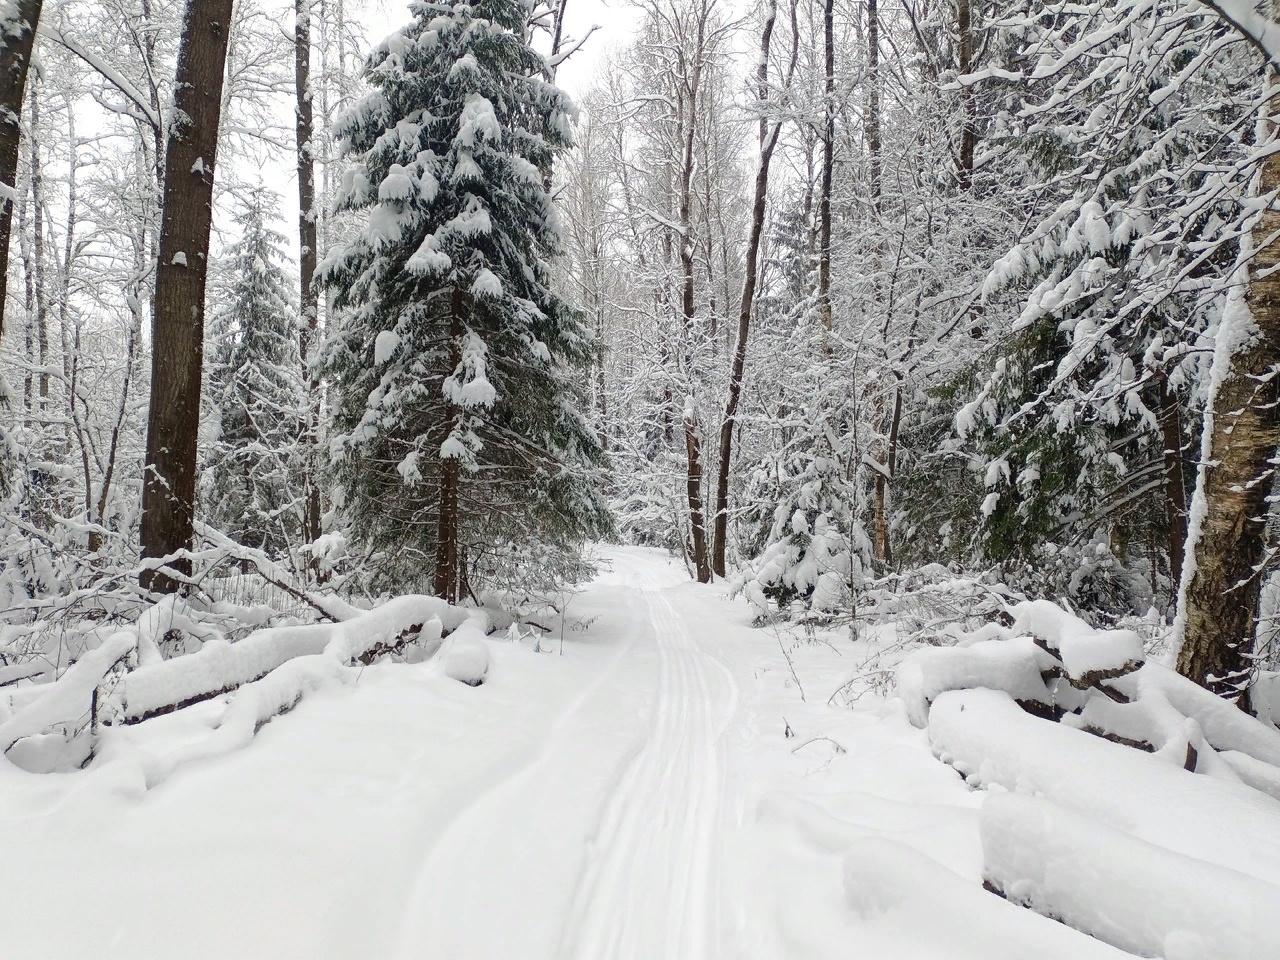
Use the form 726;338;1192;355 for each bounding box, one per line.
981;792;1280;960
442;619;491;686
842;837;1130;958
930;688;1280;885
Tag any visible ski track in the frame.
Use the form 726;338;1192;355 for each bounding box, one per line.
559;563;738;960
390;550;740;960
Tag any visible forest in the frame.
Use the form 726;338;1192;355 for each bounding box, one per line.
1;0;1279;956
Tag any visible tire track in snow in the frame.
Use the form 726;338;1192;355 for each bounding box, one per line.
559;575;738;960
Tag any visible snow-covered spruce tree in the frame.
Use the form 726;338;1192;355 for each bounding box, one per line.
319;0;610;600
204;189;306;557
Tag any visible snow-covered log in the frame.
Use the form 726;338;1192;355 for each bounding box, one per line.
981;793;1280;960
120;595;465;723
841;837;1131;959
930;688;1280;885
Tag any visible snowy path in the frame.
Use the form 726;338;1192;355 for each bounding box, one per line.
0;545;1142;960
560;579;737;959
392;547;739;959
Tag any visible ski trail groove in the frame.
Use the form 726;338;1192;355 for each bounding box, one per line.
561;575;737;960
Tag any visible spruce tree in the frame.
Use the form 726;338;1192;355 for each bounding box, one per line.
205;189;306;556
320;0;610;599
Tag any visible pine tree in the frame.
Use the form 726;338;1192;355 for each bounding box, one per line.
205;189;306;556
319;0;610;599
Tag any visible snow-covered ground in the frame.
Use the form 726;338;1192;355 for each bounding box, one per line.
0;545;1265;958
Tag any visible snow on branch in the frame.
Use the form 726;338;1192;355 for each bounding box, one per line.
1199;0;1280;67
41;23;162;132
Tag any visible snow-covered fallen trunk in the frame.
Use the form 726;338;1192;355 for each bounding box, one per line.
930;688;1280;885
120;595;464;723
0;632;135;753
981;793;1280;960
112;607;491;787
841;837;1131;959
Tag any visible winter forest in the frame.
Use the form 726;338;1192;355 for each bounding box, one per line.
2;0;1280;955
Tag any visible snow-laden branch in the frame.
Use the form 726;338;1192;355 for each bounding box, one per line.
41;23;162;132
1199;0;1280;66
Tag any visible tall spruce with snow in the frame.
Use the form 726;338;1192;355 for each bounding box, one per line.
205;191;306;556
319;0;610;600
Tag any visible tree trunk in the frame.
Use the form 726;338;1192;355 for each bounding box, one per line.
1158;374;1188;591
1176;66;1280;707
685;408;711;583
818;0;835;332
711;0;786;577
434;288;464;603
956;0;976;189
0;0;42;341
872;380;901;565
295;0;323;550
139;0;236;593
29;86;48;405
867;0;881;201
678;29;711;582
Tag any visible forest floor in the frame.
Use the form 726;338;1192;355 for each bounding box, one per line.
0;545;1130;959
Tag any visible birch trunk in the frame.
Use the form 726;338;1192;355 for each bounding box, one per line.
1177;48;1280;707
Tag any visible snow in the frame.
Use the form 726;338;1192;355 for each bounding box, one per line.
982;793;1280;960
121;595;462;723
1;548;1272;958
374;329;401;365
471;267;503;299
929;687;1280;885
0;631;133;753
841;837;1130;959
1011;599;1143;680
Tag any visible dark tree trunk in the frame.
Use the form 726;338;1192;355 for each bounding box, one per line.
295;0;323;549
1177;77;1280;708
711;0;791;577
873;380;901;566
1158;374;1188;590
0;0;42;341
677;43;711;583
434;289;464;603
818;0;835;332
139;0;236;593
956;0;976;188
685;410;711;583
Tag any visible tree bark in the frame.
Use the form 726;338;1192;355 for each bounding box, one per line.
1177;54;1280;707
434;288;464;603
0;0;42;341
685;408;711;583
710;0;792;577
872;380;901;565
139;0;236;593
1157;374;1188;591
296;0;323;550
677;14;711;582
956;0;976;189
818;0;835;332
